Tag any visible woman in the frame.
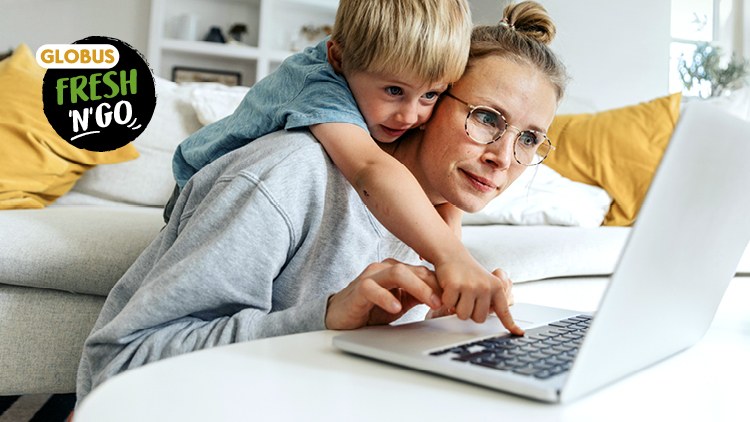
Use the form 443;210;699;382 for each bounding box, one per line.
76;1;567;403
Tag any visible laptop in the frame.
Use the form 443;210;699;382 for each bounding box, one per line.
332;102;750;403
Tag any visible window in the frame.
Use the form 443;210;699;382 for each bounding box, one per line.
669;0;716;97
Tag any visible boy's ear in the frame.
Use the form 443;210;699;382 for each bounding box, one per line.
326;40;344;73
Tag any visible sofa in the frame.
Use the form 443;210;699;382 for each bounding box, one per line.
1;45;749;396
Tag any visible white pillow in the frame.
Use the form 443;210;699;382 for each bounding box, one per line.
189;83;250;125
462;164;612;227
58;77;203;206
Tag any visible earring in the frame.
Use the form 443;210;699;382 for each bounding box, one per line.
419;124;426;131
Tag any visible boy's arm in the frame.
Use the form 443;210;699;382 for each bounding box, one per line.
435;202;463;240
311;123;523;335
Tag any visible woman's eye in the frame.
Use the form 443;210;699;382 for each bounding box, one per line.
518;132;539;147
386;86;403;96
473;110;499;127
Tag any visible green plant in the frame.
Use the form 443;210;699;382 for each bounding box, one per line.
677;42;750;97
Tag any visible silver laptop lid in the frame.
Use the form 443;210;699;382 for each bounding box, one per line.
561;102;750;402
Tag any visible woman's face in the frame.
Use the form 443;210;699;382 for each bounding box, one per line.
413;55;558;213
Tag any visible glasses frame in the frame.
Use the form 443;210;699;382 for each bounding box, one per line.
443;92;555;166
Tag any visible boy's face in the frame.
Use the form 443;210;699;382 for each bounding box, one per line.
345;70;450;143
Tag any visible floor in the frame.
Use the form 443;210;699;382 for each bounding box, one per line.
0;394;74;422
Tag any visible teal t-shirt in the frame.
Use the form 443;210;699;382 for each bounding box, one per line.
172;37;368;189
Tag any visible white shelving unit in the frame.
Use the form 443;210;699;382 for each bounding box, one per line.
148;0;338;86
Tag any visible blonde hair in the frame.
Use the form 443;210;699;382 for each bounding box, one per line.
331;0;472;83
469;1;569;101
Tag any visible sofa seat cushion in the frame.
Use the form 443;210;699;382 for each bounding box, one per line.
0;284;106;394
463;225;631;283
0;206;163;296
463;225;750;283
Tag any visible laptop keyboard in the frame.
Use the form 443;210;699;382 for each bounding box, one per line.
429;315;592;380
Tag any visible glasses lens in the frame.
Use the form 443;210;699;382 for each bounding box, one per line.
514;131;551;165
467;107;504;144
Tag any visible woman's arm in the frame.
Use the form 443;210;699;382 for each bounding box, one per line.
81;174;322;396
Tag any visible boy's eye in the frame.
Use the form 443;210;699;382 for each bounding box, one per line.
386;86;403;96
422;92;440;100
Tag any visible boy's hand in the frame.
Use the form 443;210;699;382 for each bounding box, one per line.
427;268;515;320
434;256;524;335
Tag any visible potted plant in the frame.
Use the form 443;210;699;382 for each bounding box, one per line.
678;42;750;97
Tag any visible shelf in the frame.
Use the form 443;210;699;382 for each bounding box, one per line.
161;39;294;63
161;39;261;59
149;0;335;85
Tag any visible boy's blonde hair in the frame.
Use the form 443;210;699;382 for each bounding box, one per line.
331;0;472;83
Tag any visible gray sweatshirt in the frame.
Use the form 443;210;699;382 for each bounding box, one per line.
77;129;419;400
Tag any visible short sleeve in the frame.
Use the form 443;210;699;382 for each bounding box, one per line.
282;68;368;133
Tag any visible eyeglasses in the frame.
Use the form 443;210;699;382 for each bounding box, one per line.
443;92;555;166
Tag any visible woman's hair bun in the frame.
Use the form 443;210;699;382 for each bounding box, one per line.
503;1;556;45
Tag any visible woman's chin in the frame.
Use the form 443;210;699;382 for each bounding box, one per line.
462;204;487;214
452;196;492;214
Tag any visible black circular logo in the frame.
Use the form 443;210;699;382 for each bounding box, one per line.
42;36;156;152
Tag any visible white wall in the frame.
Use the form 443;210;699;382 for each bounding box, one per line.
3;0;672;112
470;0;673;112
1;0;151;57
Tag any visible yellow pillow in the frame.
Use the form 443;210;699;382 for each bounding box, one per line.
544;93;682;226
0;44;139;210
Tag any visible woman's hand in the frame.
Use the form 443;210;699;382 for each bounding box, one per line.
426;268;515;320
325;259;444;330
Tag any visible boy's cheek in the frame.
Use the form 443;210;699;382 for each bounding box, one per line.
418;105;438;126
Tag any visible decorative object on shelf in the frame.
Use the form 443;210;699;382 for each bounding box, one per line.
203;26;226;43
148;0;338;85
172;66;241;86
228;23;248;44
176;13;198;41
678;42;750;98
290;24;332;52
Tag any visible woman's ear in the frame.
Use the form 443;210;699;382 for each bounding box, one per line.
327;40;344;73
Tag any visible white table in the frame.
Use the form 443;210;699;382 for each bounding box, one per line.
74;277;750;422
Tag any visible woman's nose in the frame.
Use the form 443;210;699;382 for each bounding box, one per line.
483;133;515;169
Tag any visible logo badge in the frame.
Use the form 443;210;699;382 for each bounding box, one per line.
41;36;156;152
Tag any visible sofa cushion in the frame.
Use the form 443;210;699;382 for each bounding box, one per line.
0;206;163;296
464;225;750;282
61;77;203;207
462;164;612;227
0;44;139;211
188;82;250;125
463;225;631;283
0;284;105;394
544;93;682;226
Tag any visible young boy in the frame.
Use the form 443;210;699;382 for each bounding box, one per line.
169;0;522;333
